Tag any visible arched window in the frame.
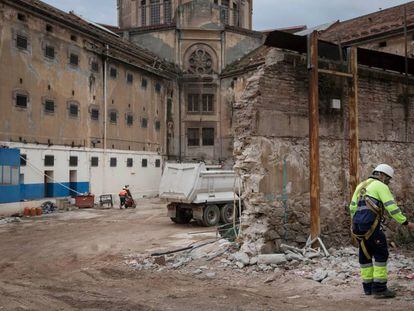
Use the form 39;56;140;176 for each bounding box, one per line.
221;0;229;25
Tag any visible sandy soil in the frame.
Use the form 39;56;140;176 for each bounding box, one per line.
0;199;413;310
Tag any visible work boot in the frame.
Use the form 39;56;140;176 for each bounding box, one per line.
374;289;396;299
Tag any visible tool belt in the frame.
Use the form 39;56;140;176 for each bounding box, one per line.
351;180;384;260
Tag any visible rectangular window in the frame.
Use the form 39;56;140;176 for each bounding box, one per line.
155;121;161;131
69;156;78;167
44;155;54;166
91;61;99;72
127;114;134;126
45;46;55;59
127;158;133;167
127;73;134;84
164;0;172;23
70;53;79;66
16;35;28;50
188;94;200;112
20;154;27;166
222;0;229;24
155;159;161;167
188;128;200;146
141;0;147;26
91;108;99;120
141;118;148;128
110;67;117;78
202;128;215;146
150;0;161;25
202;94;214;112
69;104;79;117
141;78;148;88
1;166;12;185
46;24;53;32
155;82;161;93
142;158;148;167
379;41;387;48
110;157;117;167
44;100;55;113
91;157;99;167
110;111;117;123
16;94;28;108
17;13;27;22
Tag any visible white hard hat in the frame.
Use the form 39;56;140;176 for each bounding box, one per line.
373;164;394;179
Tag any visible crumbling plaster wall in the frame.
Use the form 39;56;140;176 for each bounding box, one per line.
234;48;414;255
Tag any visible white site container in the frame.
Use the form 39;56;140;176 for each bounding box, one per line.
159;163;241;226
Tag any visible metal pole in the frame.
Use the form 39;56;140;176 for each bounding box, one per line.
349;47;359;198
308;31;320;244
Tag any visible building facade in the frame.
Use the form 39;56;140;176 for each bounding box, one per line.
118;0;263;162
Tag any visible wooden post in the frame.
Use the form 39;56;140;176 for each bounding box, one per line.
349;47;359;197
308;31;321;244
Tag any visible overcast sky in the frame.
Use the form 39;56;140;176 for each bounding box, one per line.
42;0;411;30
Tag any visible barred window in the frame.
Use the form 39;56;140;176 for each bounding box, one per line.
16;35;28;50
155;159;161;167
68;102;79;117
188;128;200;146
155;121;161;131
44;100;55;113
127;158;133;167
110;67;118;78
70;53;79;66
127;73;134;84
142;159;148;167
150;0;160;25
141;0;147;26
202;128;215;146
141;118;148;128
110;157;117;167
110;111;118;123
91;61;99;72
126;114;134;126
164;0;172;23
155;82;161;93
69;156;78;167
91;108;99;120
16;94;28;108
91;157;99;167
141;78;148;88
45;45;55;59
44;155;54;166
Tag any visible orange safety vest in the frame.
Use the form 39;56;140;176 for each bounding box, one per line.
119;190;127;196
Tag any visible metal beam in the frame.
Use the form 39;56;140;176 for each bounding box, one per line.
349;47;359;198
308;31;321;245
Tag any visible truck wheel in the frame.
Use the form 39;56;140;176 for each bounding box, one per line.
202;205;220;227
172;206;192;224
220;203;234;224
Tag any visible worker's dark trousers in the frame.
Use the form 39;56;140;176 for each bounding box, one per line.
119;196;126;208
356;225;389;294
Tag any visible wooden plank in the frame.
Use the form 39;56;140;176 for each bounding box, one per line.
349;47;359;198
318;68;353;78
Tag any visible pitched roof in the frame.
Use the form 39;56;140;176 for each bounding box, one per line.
320;1;414;44
221;45;270;77
5;0;178;76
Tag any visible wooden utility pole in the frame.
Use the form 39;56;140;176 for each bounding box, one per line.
308;31;321;243
349;47;359;197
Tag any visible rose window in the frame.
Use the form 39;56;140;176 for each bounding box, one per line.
188;49;213;74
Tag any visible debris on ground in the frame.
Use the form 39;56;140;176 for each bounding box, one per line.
41;201;58;214
0;217;22;225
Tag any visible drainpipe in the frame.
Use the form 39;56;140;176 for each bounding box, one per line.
102;44;109;194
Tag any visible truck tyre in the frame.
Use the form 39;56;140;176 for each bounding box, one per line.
202;205;220;227
220;203;234;224
171;206;192;224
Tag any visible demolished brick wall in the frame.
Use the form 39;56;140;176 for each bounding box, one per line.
234;48;414;255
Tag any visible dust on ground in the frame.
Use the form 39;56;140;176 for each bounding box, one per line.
0;198;413;310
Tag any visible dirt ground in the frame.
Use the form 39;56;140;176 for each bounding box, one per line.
0;199;413;311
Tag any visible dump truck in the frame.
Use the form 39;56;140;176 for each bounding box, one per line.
159;163;241;226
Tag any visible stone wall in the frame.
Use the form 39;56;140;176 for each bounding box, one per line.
234;48;414;255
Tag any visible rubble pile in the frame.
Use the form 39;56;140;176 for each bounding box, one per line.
125;239;414;288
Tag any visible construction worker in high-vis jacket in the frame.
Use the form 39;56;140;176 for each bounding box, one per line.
349;164;414;299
